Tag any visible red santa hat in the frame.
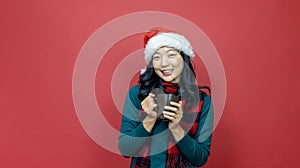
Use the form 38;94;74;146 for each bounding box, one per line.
143;27;195;64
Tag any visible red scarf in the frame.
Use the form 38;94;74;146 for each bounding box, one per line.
161;82;179;94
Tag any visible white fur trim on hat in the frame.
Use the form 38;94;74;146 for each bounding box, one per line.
144;32;195;64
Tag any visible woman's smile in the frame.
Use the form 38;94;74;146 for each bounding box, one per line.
161;69;173;76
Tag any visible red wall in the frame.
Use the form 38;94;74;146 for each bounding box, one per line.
1;0;299;167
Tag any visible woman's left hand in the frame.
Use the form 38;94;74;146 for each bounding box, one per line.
163;101;183;129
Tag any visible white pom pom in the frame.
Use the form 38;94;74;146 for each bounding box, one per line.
140;68;147;74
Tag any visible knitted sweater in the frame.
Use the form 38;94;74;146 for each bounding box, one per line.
118;85;214;168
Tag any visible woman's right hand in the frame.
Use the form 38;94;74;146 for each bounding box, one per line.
141;93;158;132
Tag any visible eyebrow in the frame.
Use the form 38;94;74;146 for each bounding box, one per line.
154;49;177;55
166;49;177;52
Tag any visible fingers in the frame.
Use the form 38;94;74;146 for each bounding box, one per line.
162;111;178;122
162;111;176;117
164;101;182;114
169;101;182;109
162;113;175;121
163;101;183;123
141;93;156;105
151;103;157;109
141;93;157;117
148;110;158;118
163;106;178;113
149;93;155;97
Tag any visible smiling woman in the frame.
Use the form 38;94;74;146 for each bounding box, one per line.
118;27;214;168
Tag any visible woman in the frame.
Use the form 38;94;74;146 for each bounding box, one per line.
118;28;214;168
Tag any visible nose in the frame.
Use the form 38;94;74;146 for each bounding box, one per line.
160;56;169;67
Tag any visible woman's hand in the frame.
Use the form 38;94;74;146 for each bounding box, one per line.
141;93;158;118
141;93;158;132
163;101;183;129
163;101;185;141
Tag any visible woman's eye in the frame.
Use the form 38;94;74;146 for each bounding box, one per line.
168;53;176;57
152;56;160;60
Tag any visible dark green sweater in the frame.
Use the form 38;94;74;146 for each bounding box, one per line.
118;85;214;167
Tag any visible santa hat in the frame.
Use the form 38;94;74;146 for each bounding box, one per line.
143;27;195;64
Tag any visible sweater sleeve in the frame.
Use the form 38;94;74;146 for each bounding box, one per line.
118;85;151;157
176;95;214;167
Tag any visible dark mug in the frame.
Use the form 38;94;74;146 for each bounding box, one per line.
155;94;180;121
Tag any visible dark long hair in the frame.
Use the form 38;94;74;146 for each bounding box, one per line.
138;51;210;110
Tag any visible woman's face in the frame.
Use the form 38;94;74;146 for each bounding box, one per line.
152;46;184;83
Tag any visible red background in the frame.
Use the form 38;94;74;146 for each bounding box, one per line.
1;0;300;167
